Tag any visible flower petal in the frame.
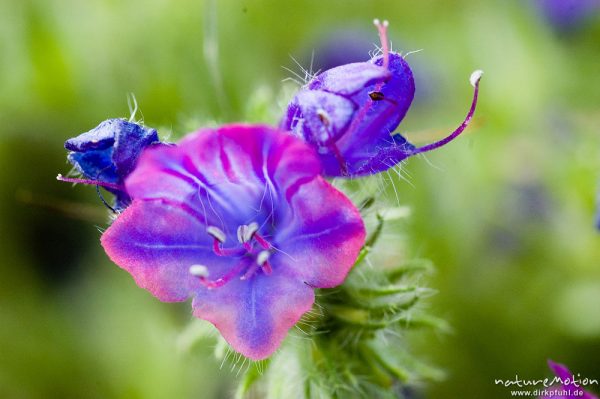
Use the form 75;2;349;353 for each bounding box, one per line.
275;177;366;288
126;124;322;227
101;199;235;302
192;268;314;360
308;62;391;95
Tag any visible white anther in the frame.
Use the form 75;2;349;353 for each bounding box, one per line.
256;251;270;266
206;226;226;243
56;174;63;180
237;222;259;243
382;20;389;27
373;18;380;26
189;264;209;278
470;70;484;87
245;222;259;242
237;225;245;243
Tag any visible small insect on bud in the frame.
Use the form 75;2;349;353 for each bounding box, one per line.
189;264;209;278
368;91;385;101
207;226;226;243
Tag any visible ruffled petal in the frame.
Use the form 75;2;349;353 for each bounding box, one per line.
308;62;390;95
126;124;322;227
101;199;236;302
275;177;366;288
192;268;314;360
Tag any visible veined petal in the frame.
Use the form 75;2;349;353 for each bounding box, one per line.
308;62;390;95
127;124;323;226
101;199;234;302
275;177;366;288
192;269;314;360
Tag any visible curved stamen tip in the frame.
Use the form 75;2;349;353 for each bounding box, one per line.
189;264;209;278
414;69;482;155
256;250;270;266
207;226;226;243
237;222;259;243
470;69;484;87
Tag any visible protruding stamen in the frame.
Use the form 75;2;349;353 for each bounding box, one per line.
256;251;273;275
194;260;247;289
256;250;270;266
373;18;390;70
245;222;259;241
189;264;209;278
414;69;483;155
207;226;226;243
237;222;260;243
470;70;483;87
253;232;272;250
56;174;124;191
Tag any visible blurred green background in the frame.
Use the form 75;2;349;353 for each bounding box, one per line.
1;0;599;397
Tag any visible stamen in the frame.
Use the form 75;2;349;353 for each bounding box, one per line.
244;222;259;242
56;174;124;192
193;261;247;289
207;226;226;243
207;226;242;256
373;19;390;70
241;251;273;280
414;70;483;155
237;222;259;243
256;250;270;266
189;264;209;277
253;232;272;250
240;263;260;280
256;251;273;275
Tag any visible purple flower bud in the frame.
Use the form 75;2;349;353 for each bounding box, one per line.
536;0;600;33
58;119;160;210
281;20;482;177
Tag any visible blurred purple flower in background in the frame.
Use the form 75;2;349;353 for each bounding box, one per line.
538;360;599;399
281;20;482;177
309;29;374;72
535;0;600;32
58;119;160;210
100;124;366;359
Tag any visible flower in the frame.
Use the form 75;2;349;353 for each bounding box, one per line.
539;360;598;399
535;0;600;33
280;19;482;177
58;118;160;210
100;124;366;360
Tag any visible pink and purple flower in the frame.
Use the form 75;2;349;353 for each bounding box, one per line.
100;124;366;359
281;20;482;177
538;360;598;399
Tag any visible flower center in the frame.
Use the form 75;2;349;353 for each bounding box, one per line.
189;224;274;289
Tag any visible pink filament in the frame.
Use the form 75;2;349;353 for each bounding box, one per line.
414;73;482;155
374;19;390;70
57;175;124;191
